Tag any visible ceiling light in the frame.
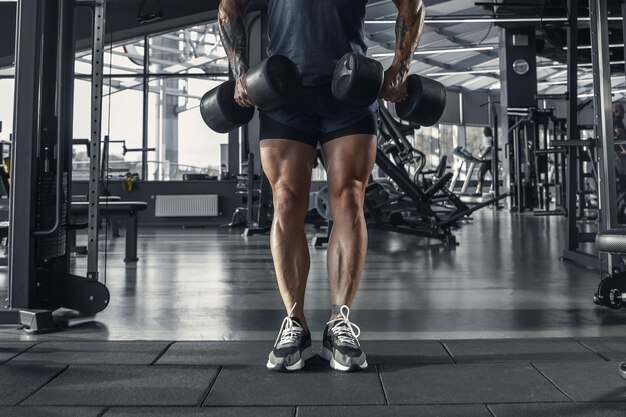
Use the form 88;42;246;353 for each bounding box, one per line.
563;44;625;50
372;45;496;58
579;89;626;98
424;61;626;77
426;69;499;77
364;16;623;25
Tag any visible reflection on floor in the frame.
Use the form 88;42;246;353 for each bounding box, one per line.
0;210;624;341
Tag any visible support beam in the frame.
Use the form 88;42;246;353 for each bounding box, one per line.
565;0;579;252
590;0;619;269
9;0;42;308
85;0;106;280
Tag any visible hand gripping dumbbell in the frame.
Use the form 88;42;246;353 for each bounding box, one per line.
331;52;447;127
200;55;302;133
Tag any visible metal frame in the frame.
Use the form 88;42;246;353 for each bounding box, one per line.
142;35;150;181
85;0;106;280
6;0;43;311
590;0;618;271
2;0;110;331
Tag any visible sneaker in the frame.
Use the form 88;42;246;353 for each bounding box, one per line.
319;305;368;372
266;313;313;372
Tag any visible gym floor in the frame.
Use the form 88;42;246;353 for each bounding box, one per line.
0;212;625;416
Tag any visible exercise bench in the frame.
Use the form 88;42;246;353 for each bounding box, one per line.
70;201;148;263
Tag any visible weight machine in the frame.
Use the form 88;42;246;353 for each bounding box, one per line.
0;0;110;332
340;104;509;246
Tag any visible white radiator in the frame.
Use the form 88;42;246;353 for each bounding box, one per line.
155;195;219;217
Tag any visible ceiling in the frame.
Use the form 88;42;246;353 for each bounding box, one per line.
365;0;626;97
2;0;625;99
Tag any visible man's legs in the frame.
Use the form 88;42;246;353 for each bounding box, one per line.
260;139;316;328
322;134;377;319
317;133;376;372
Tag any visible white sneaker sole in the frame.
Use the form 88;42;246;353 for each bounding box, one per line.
319;346;368;372
266;346;314;372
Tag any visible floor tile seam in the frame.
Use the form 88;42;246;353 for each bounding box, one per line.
149;341;176;365
577;340;611;361
529;362;574;402
14;364;70;406
374;364;389;405
19;400;622;408
199;366;223;406
486;401;621;405
1;341;45;365
287;400;621;407
59;401;600;411
438;341;457;364
483;403;498;417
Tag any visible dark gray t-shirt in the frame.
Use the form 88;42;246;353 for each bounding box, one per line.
266;0;369;86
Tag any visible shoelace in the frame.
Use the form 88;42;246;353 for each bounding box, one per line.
326;305;361;348
274;303;304;348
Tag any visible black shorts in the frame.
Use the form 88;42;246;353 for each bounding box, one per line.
478;161;492;181
259;82;378;148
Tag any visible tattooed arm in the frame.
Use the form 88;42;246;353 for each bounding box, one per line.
379;0;426;102
218;0;253;107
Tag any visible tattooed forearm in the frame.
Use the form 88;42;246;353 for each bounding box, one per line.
391;0;425;78
218;0;251;79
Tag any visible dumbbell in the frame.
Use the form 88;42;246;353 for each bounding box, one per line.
331;52;447;127
200;55;302;133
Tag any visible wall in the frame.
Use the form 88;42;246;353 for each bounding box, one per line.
72;179;327;227
73;180;244;227
439;91;461;124
0;0;269;68
463;91;491;126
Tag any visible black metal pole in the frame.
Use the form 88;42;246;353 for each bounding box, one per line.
565;0;578;251
492;105;500;207
623;1;626;88
142;35;149;180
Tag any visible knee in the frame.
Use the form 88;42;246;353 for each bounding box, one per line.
272;184;308;219
330;181;366;216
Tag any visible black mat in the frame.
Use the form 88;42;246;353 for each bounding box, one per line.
580;337;626;361
443;339;603;363
203;362;385;406
534;362;626;402
9;341;170;365
0;364;66;406
23;365;219;406
0;406;103;417
156;341;272;366
488;402;626;416
0;342;39;364
379;363;569;404
297;405;493;417
360;340;454;364
156;341;453;366
103;407;294;417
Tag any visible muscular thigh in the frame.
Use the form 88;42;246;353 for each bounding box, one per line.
322;134;377;194
260;139;316;198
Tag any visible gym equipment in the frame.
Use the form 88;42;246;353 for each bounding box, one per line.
332;52;447;126
394;75;448;127
314;186;331;220
371;105;510;243
227;153;272;236
450;147;483;195
200;55;302;133
594;229;626;310
3;0;110;332
332;53;384;107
